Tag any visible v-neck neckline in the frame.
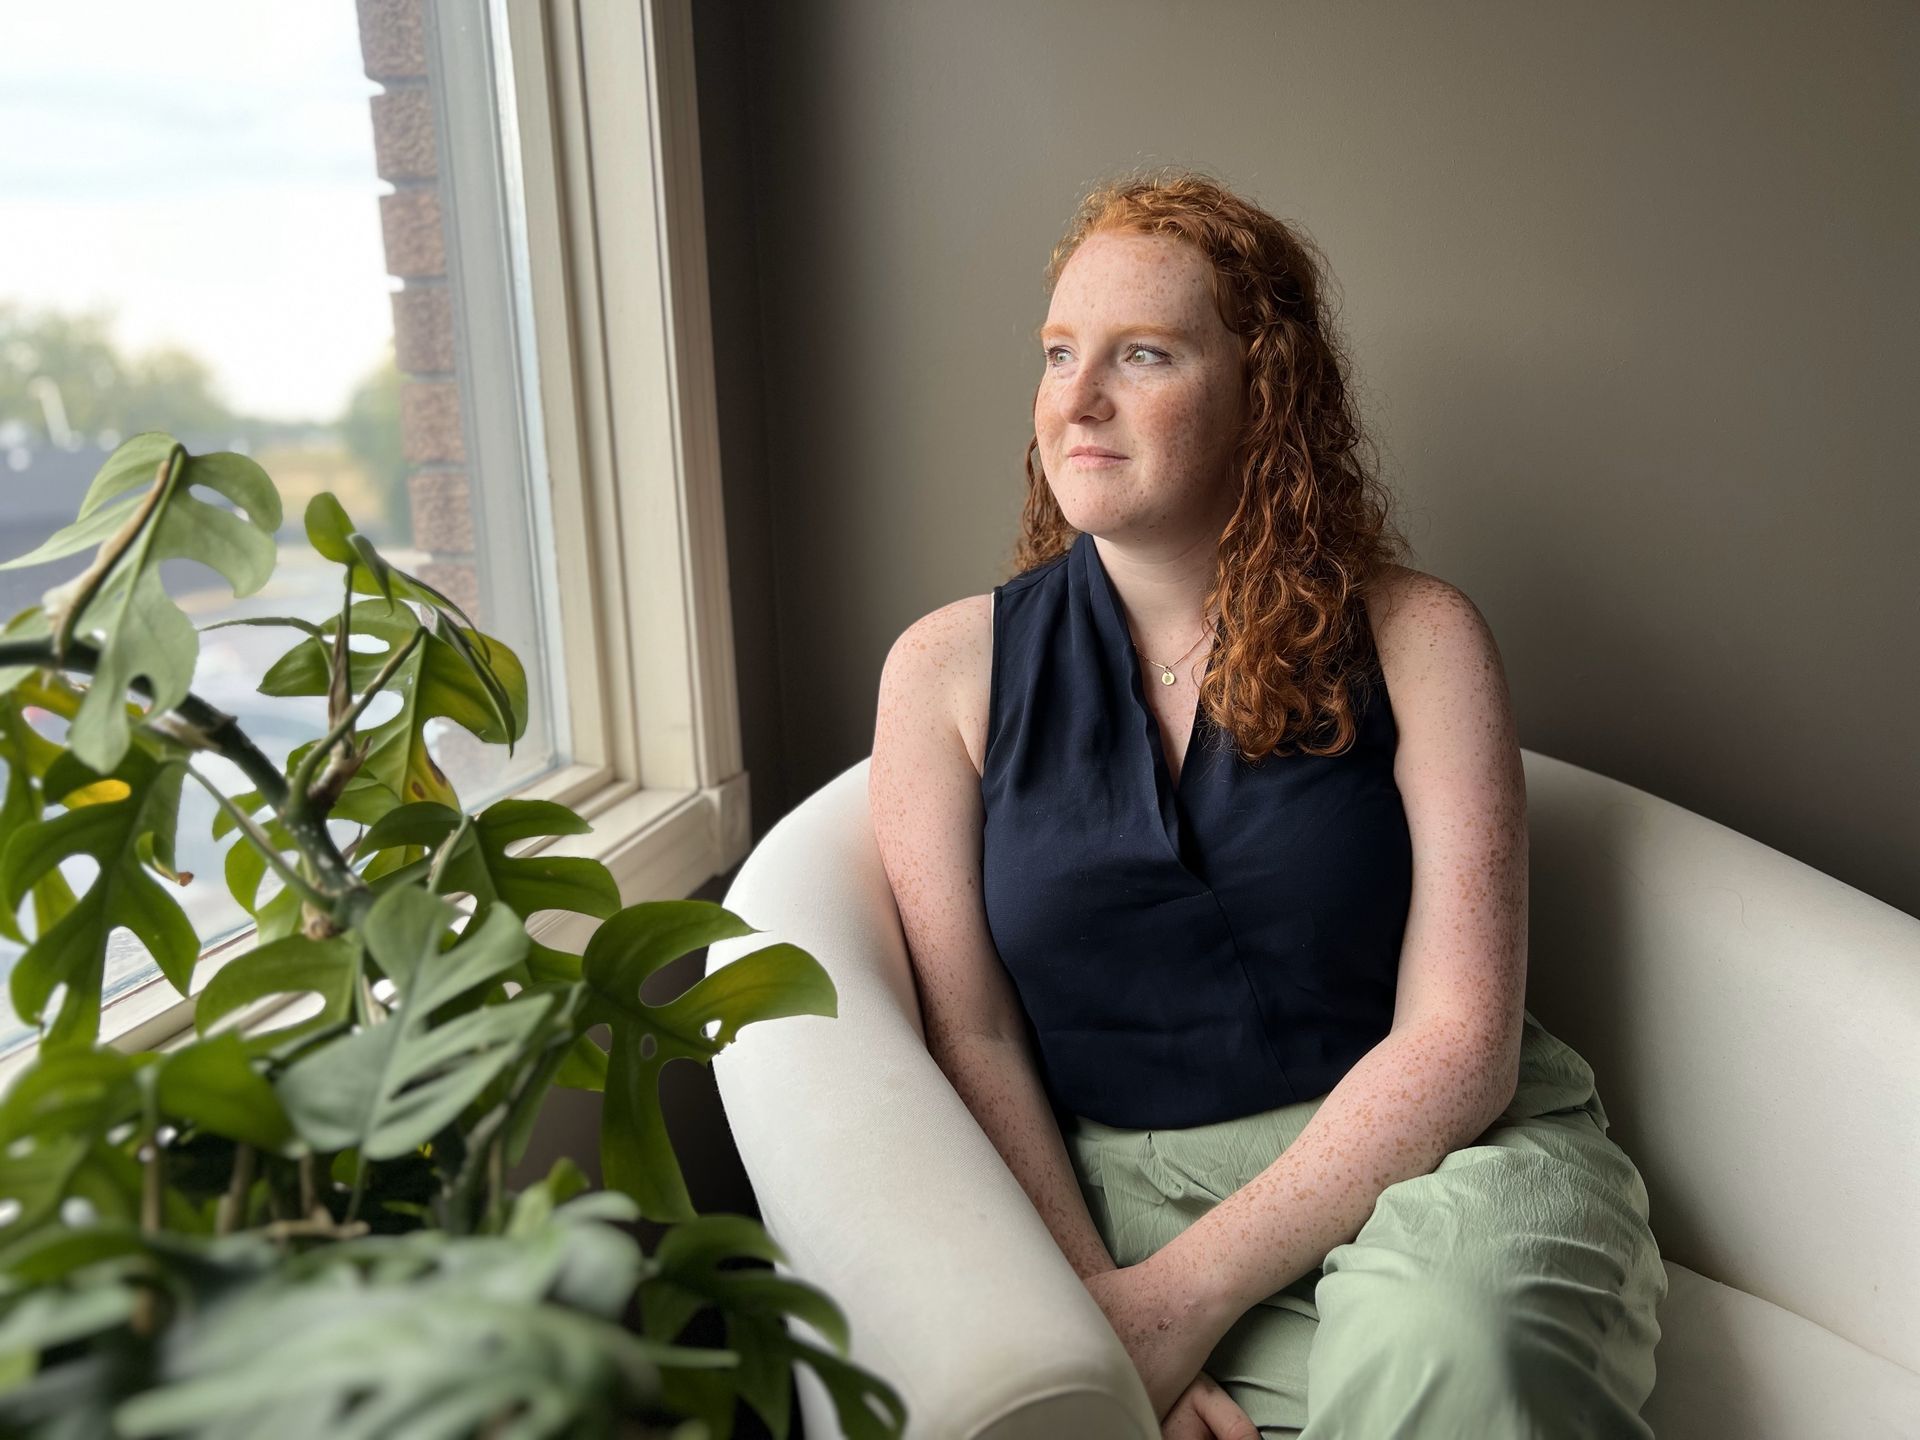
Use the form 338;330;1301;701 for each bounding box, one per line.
1075;530;1213;873
1145;667;1203;795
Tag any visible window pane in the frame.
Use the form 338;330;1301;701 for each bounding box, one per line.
0;0;565;1057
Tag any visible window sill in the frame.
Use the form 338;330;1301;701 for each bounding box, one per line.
0;764;751;1085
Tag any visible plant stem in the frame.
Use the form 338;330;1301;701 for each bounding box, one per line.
0;637;288;806
217;1142;257;1236
131;1124;164;1339
426;809;474;895
486;1132;505;1233
444;1101;510;1236
51;444;183;661
141;1141;162;1233
0;634;368;907
327;563;355;728
286;621;425;811
259;1217;369;1244
345;1154;371;1227
187;766;333;912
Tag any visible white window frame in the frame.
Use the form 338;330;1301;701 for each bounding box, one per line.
0;0;746;1085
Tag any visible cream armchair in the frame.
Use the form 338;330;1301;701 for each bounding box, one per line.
705;750;1920;1439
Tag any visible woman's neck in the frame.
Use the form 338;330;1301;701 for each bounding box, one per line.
1090;530;1221;657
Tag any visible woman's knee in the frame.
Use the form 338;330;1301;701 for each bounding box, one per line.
1306;1263;1650;1438
1314;1264;1524;1377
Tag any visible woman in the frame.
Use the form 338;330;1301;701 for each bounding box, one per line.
869;168;1666;1439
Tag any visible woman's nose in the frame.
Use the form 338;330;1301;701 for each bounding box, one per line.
1054;364;1113;424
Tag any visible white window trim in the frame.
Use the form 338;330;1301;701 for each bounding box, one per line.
0;0;747;1087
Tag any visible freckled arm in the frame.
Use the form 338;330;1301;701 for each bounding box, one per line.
1154;1009;1521;1328
1149;576;1530;1330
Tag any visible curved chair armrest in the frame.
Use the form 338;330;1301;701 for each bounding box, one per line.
708;760;1158;1439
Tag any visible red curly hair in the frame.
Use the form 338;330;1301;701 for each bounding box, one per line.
1009;165;1414;761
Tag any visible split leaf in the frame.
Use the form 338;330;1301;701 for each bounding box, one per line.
0;745;197;1050
581;900;836;1222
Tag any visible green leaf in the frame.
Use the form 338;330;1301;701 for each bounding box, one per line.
258;599;527;811
0;1136;205;1259
0;690;79;946
303;492;524;750
282;735;405;833
74;433;279;532
303;491;358;565
0;1133;194;1248
582;900;838;1222
1;745;199;1049
207;785;265;842
0;1046;142;1146
0;1271;140;1356
22;434;283;773
274;890;551;1160
0;1136;89;1242
155;1033;295;1154
655;1212;786;1270
357;881;457;995
0;605;53;693
783;1329;913;1440
0;498;141;574
109;1238;708;1439
504;1156;591;1238
641;1213;911;1440
61;563;199;775
20;1194;709;1440
220;810;300;917
553;1029;609;1092
0;682;75;783
193;933;359;1039
0;1220;155;1288
359;797;619;946
124;443;283;578
492;983;599;1169
253;883;304;946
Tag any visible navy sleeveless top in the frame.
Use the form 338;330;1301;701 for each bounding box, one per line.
979;529;1414;1130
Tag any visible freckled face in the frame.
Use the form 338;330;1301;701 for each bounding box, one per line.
1035;230;1247;540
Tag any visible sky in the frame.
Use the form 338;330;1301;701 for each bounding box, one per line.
0;1;399;423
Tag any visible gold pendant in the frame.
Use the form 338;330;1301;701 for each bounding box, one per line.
1159;670;1175;685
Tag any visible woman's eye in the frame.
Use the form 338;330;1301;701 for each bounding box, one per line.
1043;345;1167;365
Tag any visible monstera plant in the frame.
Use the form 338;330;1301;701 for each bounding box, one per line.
0;433;906;1438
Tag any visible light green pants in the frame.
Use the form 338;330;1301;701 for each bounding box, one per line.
1060;1009;1668;1438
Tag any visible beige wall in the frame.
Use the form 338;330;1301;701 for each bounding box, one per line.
697;0;1919;918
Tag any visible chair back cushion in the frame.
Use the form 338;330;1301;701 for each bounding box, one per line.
1519;749;1920;1372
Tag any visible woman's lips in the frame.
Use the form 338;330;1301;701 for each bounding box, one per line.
1069;453;1128;467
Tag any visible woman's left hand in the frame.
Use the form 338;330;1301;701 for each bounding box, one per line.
1083;1256;1234;1420
1161;1372;1260;1440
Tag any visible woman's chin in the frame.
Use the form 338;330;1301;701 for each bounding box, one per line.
1050;490;1139;534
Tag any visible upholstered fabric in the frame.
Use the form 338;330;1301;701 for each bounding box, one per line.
707;749;1920;1439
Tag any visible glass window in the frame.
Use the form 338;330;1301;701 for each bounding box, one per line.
0;0;566;1057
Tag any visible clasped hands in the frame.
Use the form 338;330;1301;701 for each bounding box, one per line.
1083;1256;1259;1440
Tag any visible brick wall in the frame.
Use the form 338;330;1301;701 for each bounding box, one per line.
356;0;498;776
357;0;482;628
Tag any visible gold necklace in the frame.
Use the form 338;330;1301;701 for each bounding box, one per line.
1131;618;1215;687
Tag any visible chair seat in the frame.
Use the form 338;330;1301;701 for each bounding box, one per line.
1643;1260;1920;1438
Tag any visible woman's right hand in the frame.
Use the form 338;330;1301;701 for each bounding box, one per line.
1160;1371;1259;1440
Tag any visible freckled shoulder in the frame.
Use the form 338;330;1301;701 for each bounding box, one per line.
1363;563;1485;700
886;592;995;781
